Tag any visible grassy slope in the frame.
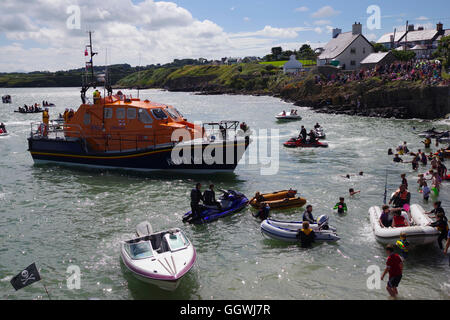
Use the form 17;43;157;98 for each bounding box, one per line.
260;60;316;67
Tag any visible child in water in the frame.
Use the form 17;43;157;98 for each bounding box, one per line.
349;188;361;196
296;221;316;248
396;232;410;259
333;197;348;214
422;182;431;201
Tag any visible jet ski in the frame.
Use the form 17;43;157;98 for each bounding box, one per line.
418;128;446;138
183;190;248;225
314;127;326;139
276;111;302;121
261;215;340;243
120;221;196;291
284;138;328;148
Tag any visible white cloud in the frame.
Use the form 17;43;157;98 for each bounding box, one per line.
416;16;429;21
295;6;309;12
311;6;340;18
313;20;331;26
0;0;325;71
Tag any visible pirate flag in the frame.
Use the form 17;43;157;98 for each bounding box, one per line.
10;263;41;291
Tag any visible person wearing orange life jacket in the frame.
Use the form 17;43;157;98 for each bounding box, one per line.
42;108;49;136
63;108;69;123
389;185;410;209
68;109;75;122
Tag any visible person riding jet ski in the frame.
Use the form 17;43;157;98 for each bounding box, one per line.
203;184;221;209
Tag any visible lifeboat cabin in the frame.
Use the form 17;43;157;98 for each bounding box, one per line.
28;93;250;173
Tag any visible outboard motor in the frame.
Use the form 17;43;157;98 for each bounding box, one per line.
317;215;330;230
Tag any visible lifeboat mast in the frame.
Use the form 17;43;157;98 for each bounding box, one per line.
80;31;112;106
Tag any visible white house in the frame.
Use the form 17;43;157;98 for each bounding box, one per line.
317;22;374;70
283;55;303;74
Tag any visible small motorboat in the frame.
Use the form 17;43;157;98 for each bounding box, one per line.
2;95;12;103
314;127;326;139
369;204;440;246
276;111;302;121
14;108;43;114
250;190;307;210
261;216;340;243
121;221;196;291
284;138;328;148
183;190;248;225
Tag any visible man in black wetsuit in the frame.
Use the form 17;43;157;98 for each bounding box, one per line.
299;126;307;142
184;183;204;222
203;184;221;209
307;130;317;144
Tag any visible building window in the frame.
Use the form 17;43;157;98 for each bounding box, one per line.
116;108;125;120
350;60;356;66
127;108;136;119
350;48;356;54
363;47;366;54
138;109;153;124
104;108;113;119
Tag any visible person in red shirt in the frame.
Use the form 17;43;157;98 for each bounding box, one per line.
381;245;403;298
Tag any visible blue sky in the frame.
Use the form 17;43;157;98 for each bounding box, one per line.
1;0;450;72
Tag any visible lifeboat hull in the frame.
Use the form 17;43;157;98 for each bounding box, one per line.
28;137;250;173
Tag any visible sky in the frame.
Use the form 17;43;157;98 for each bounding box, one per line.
1;0;449;72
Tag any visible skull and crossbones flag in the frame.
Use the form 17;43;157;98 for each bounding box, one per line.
10;263;41;291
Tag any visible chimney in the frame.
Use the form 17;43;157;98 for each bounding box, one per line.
437;22;444;34
407;24;415;31
332;28;342;38
390;35;394;43
352;22;362;35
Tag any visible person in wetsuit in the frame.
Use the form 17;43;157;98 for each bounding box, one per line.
296;221;316;248
254;203;270;221
430;213;449;250
203;184;221;209
302;205;316;224
183;183;204;222
299;126;307;142
307;130;317;144
333;197;348;214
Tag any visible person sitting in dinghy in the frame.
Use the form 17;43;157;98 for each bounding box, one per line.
0;123;6;133
303;205;316;224
296;221;316;248
254;203;270;221
392;211;410;228
379;205;403;228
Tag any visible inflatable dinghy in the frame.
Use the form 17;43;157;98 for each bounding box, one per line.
250;190;307;210
369;204;440;246
261;216;340;243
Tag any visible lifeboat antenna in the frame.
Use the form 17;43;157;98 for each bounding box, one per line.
80;31;112;104
137;52;141;99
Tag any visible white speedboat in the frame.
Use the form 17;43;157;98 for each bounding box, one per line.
276;111;302;121
369;204;440;246
261;216;340;243
121;222;196;291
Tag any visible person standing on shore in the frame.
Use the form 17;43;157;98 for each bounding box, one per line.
381;245;403;298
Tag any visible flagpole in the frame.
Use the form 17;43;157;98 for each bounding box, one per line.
42;283;51;300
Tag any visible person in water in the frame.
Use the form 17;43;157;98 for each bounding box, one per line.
388;148;394;155
349;188;361;196
392;210;410;228
184;183;204;222
400;174;408;190
393;154;403;163
429;213;449;250
333;197;348;214
396;232;410;259
314;123;321;129
0;122;6;133
426;201;446;218
296;221;316;248
203;184;221;209
302;205;316;224
422;182;431;201
254;203;270;221
422;136;432;149
381;244;403;298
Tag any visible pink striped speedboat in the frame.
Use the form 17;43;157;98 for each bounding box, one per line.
121;222;196;291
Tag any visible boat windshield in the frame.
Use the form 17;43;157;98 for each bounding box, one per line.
165;232;187;251
165;108;179;120
127;241;153;260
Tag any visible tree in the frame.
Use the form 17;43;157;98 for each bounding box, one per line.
271;47;283;59
392;50;416;61
372;42;388;53
298;44;316;60
434;35;450;69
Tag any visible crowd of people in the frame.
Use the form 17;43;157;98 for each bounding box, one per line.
17;103;42;113
314;59;449;87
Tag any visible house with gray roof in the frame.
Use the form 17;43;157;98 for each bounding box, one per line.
283;55;303;74
360;51;395;69
317;23;374;70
